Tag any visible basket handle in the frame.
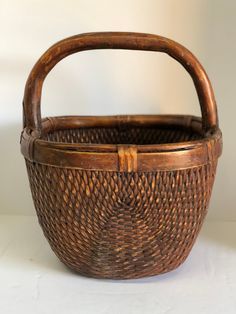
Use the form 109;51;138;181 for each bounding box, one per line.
23;32;218;134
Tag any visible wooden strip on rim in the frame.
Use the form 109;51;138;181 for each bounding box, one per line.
118;146;138;172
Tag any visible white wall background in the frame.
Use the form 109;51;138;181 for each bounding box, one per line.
0;0;234;219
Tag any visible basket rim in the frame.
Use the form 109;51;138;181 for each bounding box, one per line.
21;114;222;172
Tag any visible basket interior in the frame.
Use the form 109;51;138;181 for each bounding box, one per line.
42;125;202;145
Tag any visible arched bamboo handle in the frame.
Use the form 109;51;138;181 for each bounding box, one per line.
23;32;218;134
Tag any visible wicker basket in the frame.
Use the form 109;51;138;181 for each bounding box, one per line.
21;32;222;279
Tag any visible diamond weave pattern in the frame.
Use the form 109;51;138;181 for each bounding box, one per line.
26;160;216;279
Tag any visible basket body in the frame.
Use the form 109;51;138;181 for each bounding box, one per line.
21;32;222;279
26;158;217;279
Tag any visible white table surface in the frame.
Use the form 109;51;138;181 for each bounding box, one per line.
0;215;235;314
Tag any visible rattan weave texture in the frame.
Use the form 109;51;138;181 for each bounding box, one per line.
26;159;216;279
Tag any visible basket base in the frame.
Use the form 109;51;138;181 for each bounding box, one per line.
58;251;191;280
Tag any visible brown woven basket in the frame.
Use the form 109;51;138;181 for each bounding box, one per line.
21;32;222;279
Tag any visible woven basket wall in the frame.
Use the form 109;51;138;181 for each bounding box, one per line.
25;127;217;279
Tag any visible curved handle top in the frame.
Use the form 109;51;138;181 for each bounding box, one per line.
23;32;218;134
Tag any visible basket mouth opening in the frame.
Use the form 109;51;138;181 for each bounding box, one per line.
40;115;205;146
42;125;203;145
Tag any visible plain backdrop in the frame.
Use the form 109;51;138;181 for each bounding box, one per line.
0;0;234;220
